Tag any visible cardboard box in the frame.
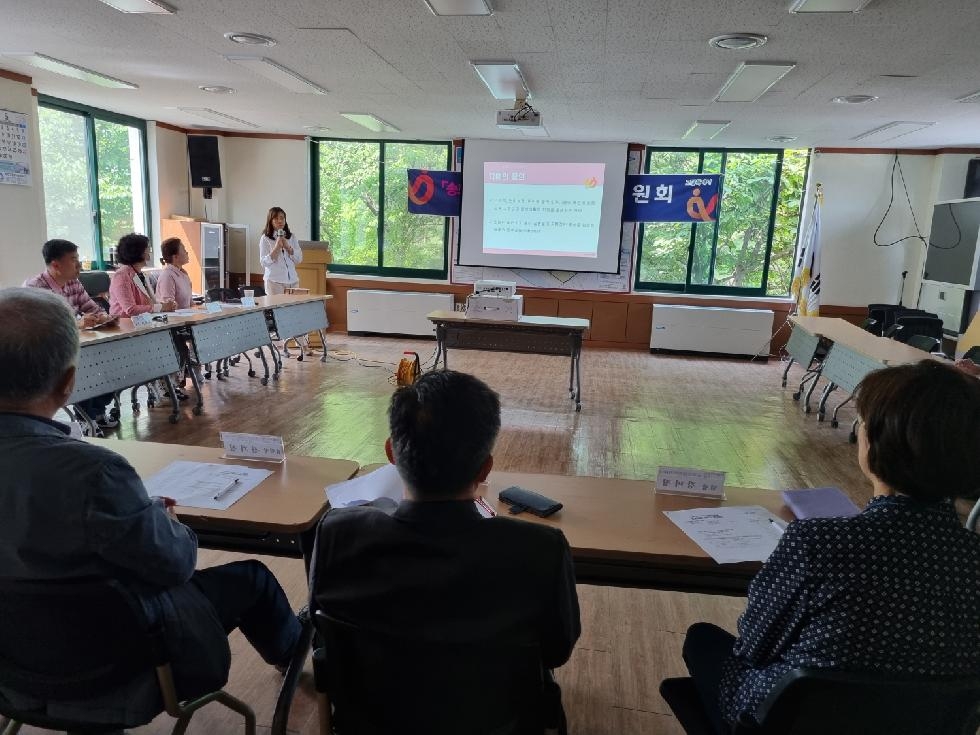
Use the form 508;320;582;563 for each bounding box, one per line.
465;294;523;321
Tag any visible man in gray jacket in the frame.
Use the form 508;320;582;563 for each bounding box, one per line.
0;287;302;725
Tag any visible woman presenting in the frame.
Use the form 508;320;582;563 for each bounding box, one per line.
258;206;303;296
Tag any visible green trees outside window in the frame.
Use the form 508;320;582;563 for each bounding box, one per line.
636;148;809;296
312;139;451;278
38;98;149;268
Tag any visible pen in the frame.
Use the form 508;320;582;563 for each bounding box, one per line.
213;478;241;501
769;518;788;535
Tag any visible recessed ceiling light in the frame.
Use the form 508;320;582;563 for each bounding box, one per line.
708;34;768;51
303;125;331;134
2;52;138;89
224;32;277;47
852;121;935;142
341;113;400;133
471;61;529;101
178;107;259;128
96;0;174;12
789;0;872;12
424;0;493;15
225;56;327;94
715;62;796;103
199;85;236;94
768;135;798;143
682;120;731;141
831;94;877;104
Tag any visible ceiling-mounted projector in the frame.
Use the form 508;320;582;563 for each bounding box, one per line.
496;107;542;128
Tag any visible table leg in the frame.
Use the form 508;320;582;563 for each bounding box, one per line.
258;346;271;386
163;375;180;425
572;334;583;411
318;329;328;363
817;383;836;421
802;373;821;413
781;357;795;387
830;394;853;428
187;363;204;416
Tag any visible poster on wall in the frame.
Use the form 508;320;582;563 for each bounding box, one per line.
0;109;31;187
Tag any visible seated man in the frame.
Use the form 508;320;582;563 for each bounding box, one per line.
309;370;581;730
0;288;304;726
23;238;117;431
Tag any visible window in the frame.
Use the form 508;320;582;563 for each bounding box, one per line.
635;148;810;296
312;139;451;278
38;97;149;269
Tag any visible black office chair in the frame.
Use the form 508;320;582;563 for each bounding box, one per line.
866;303;901;336
884;315;944;344
0;577;255;735
205;287;241;303
78;270;112;313
962;345;980;363
312;611;562;735
905;333;942;353
660;669;980;735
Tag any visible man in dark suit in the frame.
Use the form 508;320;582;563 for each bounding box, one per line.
309;370;580;730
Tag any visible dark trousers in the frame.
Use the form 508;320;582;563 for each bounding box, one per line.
682;622;737;735
75;392;114;420
191;560;302;667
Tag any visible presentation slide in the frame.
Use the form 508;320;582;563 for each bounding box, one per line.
459;140;628;273
483;161;605;258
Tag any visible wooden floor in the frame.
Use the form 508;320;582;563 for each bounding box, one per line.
24;336;878;734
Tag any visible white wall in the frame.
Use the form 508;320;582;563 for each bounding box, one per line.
148;123;190;233
805;151;937;308
0;75;47;288
223;137;309;275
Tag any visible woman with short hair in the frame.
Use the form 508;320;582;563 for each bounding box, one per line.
109;233;176;317
681;360;980;733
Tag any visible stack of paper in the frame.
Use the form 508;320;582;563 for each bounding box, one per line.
143;461;272;510
782;487;860;519
664;506;785;564
326;464;404;508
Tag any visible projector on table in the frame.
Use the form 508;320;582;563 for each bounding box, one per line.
466;294;524;321
473;279;517;297
496;108;542;128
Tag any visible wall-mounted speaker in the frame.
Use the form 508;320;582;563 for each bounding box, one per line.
188;136;222;189
964;158;980;199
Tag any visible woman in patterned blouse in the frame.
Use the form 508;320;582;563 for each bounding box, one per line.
681;360;980;733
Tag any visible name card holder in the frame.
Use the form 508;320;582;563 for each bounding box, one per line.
240;296;256;307
131;313;155;327
655;466;726;500
206;302;222;313
220;431;286;463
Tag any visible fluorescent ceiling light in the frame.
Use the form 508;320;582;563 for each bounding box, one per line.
341;113;400;133
682;120;731;141
178;107;259;128
831;94;877;104
790;0;872;11
715;62;795;102
852;121;935;142
224;32;277;46
96;0;174;12
424;0;492;15
3;52;137;88
225;56;327;94
471;61;529;101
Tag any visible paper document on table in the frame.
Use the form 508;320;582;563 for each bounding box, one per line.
143;460;272;510
664;505;785;564
326;463;404;508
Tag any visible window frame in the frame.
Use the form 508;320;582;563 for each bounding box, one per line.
310;137;452;279
38;95;151;270
634;146;805;297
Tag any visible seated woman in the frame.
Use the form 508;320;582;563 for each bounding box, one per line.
155;237;193;309
681;359;980;734
109;233;176;317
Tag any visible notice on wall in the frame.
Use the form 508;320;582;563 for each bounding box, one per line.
0;109;31;186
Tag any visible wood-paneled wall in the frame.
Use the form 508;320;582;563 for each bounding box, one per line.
324;276;868;354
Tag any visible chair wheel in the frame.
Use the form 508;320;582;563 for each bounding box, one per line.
147;398;156;408
576;404;582;412
204;372;212;380
132;406;140;415
248;370;256;377
260;377;268;386
168;415;179;424
109;408;120;421
781;379;787;387
792;391;801;400
297;355;304;362
849;432;858;444
831;419;839;428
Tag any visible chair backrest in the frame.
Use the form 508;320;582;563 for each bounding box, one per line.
890;315;945;343
205;287;240;303
238;284;266;297
0;577;161;701
867;303;900;335
735;668;980;735
963;345;980;363
78;270;111;298
905;333;942;353
313;611;546;735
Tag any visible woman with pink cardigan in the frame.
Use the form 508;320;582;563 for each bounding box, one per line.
109;233;176;317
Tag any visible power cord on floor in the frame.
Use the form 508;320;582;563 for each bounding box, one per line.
323;344;440;385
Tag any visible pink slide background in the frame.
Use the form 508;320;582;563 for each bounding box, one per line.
484;161;605;186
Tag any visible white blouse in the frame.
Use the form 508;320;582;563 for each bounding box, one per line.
259;234;303;285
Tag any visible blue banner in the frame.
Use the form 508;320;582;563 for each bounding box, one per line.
407;169;462;216
622;174;720;223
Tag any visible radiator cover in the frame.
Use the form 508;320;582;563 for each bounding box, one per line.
651;304;774;358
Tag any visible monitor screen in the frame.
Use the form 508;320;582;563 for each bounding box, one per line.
923;200;980;287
